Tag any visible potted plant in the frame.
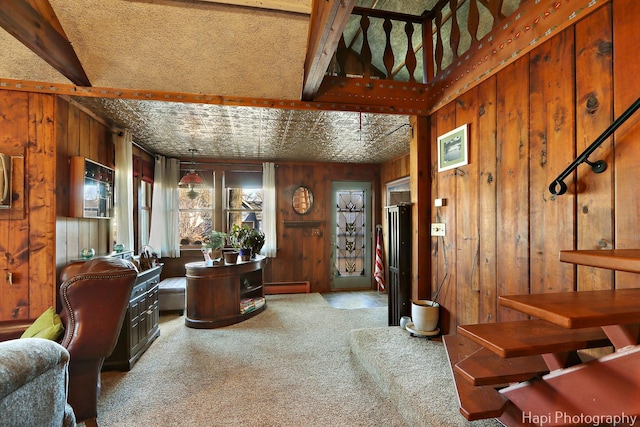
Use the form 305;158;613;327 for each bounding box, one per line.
228;224;254;261
202;230;226;265
246;228;265;258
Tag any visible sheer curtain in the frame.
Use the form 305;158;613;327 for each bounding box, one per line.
114;130;134;252
148;155;181;258
262;162;277;257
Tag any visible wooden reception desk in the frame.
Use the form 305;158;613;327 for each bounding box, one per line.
184;255;267;329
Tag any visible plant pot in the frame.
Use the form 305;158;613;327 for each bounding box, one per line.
411;300;439;332
223;251;239;264
239;248;252;261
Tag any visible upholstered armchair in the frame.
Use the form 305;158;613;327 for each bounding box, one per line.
0;337;76;426
0;257;138;427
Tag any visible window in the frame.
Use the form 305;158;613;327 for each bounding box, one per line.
138;181;152;247
226;188;263;232
224;170;263;232
179;171;214;246
177;169;263;247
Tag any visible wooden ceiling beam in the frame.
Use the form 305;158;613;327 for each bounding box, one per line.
194;0;311;14
302;0;356;101
0;77;423;115
0;0;90;86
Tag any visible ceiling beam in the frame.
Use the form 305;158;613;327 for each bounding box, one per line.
194;0;311;14
0;0;91;86
302;0;356;101
0;77;426;115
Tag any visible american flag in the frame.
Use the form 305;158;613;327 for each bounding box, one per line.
374;227;385;292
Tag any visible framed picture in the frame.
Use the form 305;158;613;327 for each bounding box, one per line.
437;124;468;172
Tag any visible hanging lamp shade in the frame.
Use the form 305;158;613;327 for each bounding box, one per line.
178;170;205;187
179;149;205;199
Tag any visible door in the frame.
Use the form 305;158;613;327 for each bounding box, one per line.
330;181;372;290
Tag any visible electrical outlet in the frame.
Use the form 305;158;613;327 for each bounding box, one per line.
431;223;445;236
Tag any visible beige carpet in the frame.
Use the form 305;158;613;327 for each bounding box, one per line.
93;293;501;426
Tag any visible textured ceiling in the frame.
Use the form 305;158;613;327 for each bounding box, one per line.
72;97;412;163
0;0;439;163
0;0;526;163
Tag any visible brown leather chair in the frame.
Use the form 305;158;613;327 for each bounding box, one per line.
59;257;138;427
0;257;138;427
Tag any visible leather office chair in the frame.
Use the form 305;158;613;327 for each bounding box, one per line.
0;257;138;427
58;257;138;427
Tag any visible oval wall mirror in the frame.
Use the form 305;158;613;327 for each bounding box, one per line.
292;186;313;215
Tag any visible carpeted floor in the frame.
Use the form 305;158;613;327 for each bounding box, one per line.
92;293;500;426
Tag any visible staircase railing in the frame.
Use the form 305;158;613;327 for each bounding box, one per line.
549;97;640;196
330;0;528;84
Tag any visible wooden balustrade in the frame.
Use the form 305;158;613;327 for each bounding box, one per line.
332;0;527;83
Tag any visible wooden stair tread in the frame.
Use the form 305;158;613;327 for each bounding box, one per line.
455;347;549;386
560;249;640;273
442;334;509;421
458;319;611;358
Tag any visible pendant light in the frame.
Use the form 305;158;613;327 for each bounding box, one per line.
179;149;205;199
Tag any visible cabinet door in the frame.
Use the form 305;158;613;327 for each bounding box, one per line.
148;284;159;333
130;293;145;355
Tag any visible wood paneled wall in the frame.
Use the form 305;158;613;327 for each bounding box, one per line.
0;91;114;321
269;162;380;292
425;2;640;335
55;97;114;271
0;91;58;320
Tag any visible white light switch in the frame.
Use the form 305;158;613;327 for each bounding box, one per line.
431;223;445;236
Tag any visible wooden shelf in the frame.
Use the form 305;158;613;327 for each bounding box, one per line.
283;220;322;228
559;249;640;273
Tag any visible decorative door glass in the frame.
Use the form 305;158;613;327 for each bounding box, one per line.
335;190;366;277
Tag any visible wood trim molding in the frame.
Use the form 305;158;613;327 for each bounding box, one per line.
195;0;311;14
0;77;415;115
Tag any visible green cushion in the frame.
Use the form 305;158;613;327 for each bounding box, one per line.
20;307;64;341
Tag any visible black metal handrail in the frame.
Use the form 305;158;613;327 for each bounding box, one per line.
549;97;640;195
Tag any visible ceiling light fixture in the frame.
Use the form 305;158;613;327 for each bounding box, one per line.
178;149;205;199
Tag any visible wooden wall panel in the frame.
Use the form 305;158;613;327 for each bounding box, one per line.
27;93;57;317
612;0;640;289
476;77;497;324
528;28;576;295
267;161;379;293
495;58;530;322
409;116;431;301
429;111;439;307
455;87;480;326
434;102;457;335
0;91;30;319
574;4;614;291
423;3;640;331
56;100;113;267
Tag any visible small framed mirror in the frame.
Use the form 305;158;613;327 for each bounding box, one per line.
292;186;313;215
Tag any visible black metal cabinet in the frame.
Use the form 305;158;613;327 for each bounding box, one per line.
387;204;411;326
103;264;162;371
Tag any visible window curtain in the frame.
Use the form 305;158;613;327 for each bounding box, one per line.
262;162;277;257
148;155;180;258
114;130;134;252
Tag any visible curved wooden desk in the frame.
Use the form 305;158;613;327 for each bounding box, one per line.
185;255;267;329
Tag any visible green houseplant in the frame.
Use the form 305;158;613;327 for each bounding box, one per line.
228;224;264;261
202;230;226;265
227;224;248;250
246;228;265;258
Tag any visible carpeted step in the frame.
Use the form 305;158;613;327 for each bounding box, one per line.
350;327;503;427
